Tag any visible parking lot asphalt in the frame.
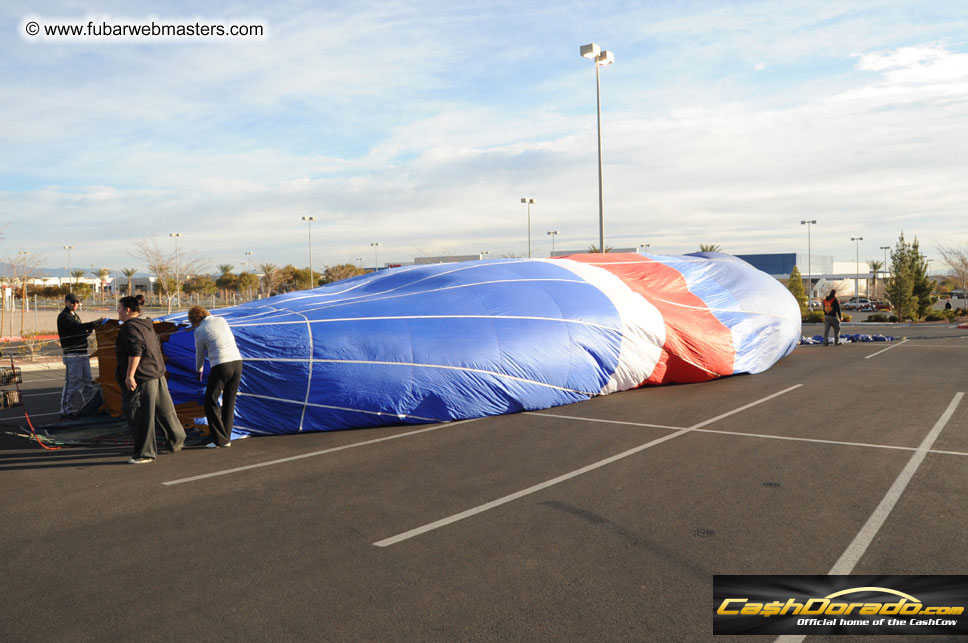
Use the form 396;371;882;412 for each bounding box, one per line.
2;324;967;642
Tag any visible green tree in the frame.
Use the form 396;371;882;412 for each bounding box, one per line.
91;267;112;303
699;243;722;252
289;266;315;290
787;265;807;313
909;238;936;319
258;263;283;297
322;263;367;284
885;233;917;321
276;264;298;293
120;268;138;296
238;272;258;300
183;274;217;304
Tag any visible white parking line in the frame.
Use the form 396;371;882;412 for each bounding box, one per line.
774;392;964;643
0;411;61;420
162;419;481;486
526;412;968;458
373;385;802;547
864;338;908;359
828;392;963;574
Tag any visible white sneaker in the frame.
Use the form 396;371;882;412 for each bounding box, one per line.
128;457;153;464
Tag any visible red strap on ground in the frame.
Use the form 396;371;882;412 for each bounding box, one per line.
9;357;62;450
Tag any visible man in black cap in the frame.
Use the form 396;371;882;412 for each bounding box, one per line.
57;293;105;418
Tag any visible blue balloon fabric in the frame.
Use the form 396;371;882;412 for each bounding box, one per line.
161;253;801;437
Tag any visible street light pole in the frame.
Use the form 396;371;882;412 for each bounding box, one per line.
547;231;559;257
879;246;890;300
170;233;182;308
301;216;317;289
801;220;817;300
371;242;380;271
851;236;863;298
580;43;614;253
63;245;74;286
521;198;535;258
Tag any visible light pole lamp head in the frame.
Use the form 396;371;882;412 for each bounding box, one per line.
580;43;600;59
521;197;535;204
598;50;614;66
302;216;317;222
801;219;816;225
547;230;558;236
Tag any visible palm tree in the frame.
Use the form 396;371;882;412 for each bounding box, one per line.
93;268;111;303
867;259;884;299
258;262;279;297
587;245;613;253
216;264;235;303
699;243;722;252
120;268;138;297
70;269;86;288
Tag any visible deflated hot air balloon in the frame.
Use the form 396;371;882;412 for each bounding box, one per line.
158;252;801;437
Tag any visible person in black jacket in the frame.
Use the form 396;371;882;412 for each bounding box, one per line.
116;294;185;464
57;293;105;417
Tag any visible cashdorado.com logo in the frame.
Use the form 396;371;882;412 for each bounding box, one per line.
713;575;968;636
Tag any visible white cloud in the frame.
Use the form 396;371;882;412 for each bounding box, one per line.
2;1;967;272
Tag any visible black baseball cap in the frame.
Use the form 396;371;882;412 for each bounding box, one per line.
65;293;80;304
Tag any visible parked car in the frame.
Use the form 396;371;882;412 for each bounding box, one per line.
842;297;875;311
872;300;892;311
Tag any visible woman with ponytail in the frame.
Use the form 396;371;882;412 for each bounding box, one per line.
116;294;186;464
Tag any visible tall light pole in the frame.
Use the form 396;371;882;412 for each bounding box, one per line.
580;43;614;253
480;250;490;260
879;246;890;300
851;236;863;298
547;230;559;257
638;243;651;253
63;245;74;286
301;216;317;289
371;242;380;271
521;198;536;258
170;233;182;307
801;220;817;300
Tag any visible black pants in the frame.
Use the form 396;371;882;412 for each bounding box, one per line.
122;377;186;459
206;360;242;446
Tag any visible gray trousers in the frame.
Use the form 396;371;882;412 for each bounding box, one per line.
61;353;98;416
122;377;186;459
823;315;841;345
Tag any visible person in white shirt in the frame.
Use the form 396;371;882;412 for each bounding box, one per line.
188;306;243;448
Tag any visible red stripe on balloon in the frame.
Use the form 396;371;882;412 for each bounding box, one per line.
566;254;735;384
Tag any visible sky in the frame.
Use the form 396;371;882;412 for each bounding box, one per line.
3;0;967;276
